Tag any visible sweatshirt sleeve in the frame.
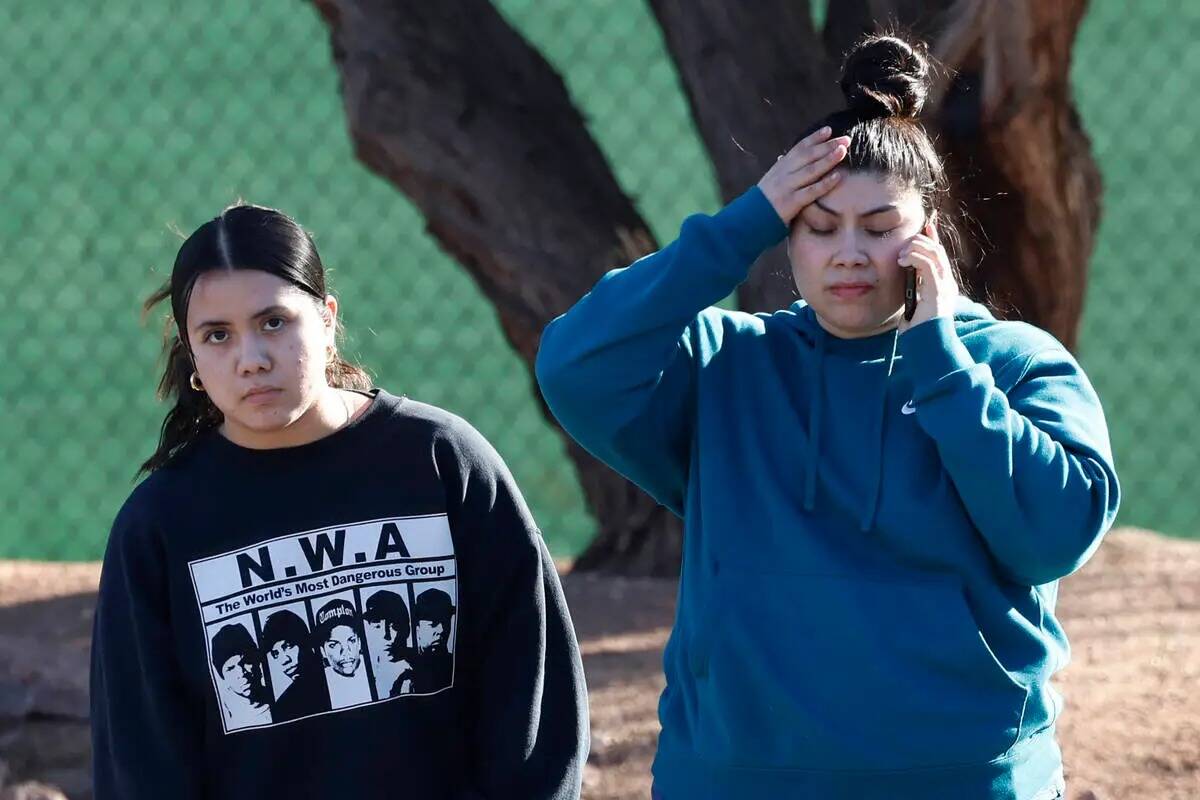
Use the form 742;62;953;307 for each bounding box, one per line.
436;420;590;800
91;490;206;799
535;186;787;513
902;316;1121;585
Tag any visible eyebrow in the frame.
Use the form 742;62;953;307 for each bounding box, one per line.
193;305;290;331
812;200;899;218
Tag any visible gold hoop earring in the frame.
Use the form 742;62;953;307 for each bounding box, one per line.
189;372;205;392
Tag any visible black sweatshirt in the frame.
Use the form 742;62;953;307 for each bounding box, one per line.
91;391;589;799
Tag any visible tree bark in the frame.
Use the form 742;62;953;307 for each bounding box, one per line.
930;0;1100;349
646;0;840;312
312;0;682;574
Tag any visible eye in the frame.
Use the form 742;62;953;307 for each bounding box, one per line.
866;227;898;238
204;329;228;344
263;317;286;332
806;224;835;236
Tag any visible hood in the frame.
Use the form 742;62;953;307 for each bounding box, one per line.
775;297;995;530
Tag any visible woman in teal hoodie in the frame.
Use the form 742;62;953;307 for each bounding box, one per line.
536;34;1118;800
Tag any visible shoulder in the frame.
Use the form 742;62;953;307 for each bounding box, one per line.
379;394;508;476
690;304;806;352
108;462;192;549
955;311;1077;381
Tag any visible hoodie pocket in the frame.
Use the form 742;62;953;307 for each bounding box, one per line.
694;568;1027;771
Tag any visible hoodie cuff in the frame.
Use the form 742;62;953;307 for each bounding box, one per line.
712;186;789;264
902;316;977;393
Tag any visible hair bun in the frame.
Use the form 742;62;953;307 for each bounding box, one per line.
840;34;929;120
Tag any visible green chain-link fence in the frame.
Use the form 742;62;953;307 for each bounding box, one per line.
0;1;1195;560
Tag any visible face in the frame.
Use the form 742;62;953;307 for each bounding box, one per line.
787;170;926;339
220;653;258;698
186;269;337;446
268;638;301;679
322;625;363;676
366;618;400;654
416;618;447;653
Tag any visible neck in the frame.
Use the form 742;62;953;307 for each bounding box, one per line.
814;308;904;340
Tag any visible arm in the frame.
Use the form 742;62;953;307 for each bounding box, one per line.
438;422;589;800
903;317;1121;585
535;186;785;511
91;494;206;799
536;129;847;513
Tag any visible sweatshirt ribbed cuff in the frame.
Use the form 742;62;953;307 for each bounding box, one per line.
713;186;789;264
902;316;977;395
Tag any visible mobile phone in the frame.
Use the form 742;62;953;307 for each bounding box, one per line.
903;267;917;321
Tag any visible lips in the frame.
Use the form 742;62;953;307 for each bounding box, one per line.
829;283;874;298
243;386;282;404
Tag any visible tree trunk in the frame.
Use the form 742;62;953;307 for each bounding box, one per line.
646;1;840;312
312;0;682;574
931;0;1100;349
314;0;1101;575
651;0;1099;349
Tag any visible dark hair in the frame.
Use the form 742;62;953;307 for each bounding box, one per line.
211;623;258;671
802;34;964;273
261;609;311;653
364;590;410;630
261;609;325;682
140;204;372;474
414;588;456;625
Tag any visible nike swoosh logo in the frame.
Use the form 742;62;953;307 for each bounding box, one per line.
901;400;917;415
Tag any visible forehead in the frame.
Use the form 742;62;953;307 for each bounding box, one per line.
188;269;308;318
327;624;358;640
818;169;923;214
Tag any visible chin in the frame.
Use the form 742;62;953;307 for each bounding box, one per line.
230;404;305;432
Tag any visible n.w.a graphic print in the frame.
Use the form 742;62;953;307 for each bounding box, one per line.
188;515;458;733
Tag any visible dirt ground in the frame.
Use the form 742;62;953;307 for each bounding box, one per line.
1;527;1197;798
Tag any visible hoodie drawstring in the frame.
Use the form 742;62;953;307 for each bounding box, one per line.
858;328;902;530
802;330;827;511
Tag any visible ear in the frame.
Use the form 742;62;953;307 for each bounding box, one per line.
924;211;940;243
323;294;339;343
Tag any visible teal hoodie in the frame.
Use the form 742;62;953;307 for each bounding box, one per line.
535;186;1119;799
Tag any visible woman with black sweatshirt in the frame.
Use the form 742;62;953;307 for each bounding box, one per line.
90;204;588;799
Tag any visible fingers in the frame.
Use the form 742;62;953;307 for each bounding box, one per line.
790;169;842;208
924;220;940;243
898;248;937;282
788;139;849;178
794;125;832;151
760;130;850;222
900;235;958;304
781;126;850;168
903;236;949;272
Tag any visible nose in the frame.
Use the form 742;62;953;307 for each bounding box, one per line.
237;334;271;376
831;229;868;269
